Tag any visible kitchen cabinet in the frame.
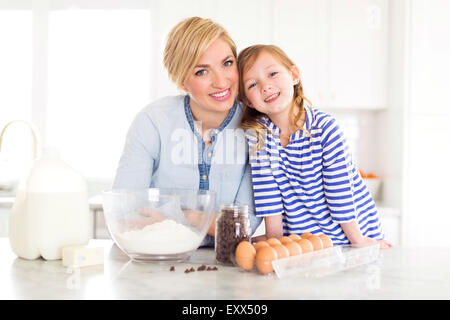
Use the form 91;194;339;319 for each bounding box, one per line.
211;0;272;50
272;0;388;109
152;0;389;109
272;0;324;107
0;207;9;237
378;206;400;245
91;206;110;239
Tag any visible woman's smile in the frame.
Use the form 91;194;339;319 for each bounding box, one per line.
209;88;232;101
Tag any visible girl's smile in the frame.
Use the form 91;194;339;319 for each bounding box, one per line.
264;92;280;103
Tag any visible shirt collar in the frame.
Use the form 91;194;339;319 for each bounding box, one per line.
304;104;313;132
257;103;314;136
184;95;238;137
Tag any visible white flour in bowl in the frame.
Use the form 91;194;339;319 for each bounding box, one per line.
115;219;203;254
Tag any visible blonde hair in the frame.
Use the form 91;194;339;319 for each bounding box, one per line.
163;17;237;89
238;45;313;151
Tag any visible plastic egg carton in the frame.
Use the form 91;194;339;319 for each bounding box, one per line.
271;242;380;279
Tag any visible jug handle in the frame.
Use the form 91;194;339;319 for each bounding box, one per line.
0;120;41;160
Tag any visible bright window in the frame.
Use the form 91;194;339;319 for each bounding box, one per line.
0;10;32;124
47;9;151;181
0;10;33;184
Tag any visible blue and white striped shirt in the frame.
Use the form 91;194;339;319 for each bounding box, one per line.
246;106;384;245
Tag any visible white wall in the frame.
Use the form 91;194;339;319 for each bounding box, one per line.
402;0;450;246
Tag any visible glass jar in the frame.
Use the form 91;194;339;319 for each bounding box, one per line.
215;204;251;265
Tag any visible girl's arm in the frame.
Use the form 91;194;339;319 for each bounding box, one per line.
340;220;366;244
252;215;283;242
340;220;393;249
265;215;284;238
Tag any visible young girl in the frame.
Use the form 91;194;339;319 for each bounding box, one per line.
238;45;392;249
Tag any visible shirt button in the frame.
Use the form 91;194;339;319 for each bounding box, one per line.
202;175;207;180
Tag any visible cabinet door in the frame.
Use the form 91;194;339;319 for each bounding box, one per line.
213;0;272;50
409;0;450;114
328;0;388;108
272;0;327;108
0;208;10;237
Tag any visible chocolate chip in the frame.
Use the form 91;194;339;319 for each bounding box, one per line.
197;265;206;271
170;266;175;271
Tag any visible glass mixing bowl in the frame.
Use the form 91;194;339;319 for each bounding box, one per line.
102;188;216;262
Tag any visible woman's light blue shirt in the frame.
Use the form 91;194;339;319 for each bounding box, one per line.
113;95;262;246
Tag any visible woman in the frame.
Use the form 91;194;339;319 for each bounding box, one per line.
113;17;262;246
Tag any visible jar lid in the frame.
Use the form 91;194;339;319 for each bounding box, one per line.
219;204;248;216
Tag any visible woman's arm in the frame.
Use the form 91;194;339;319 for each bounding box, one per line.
182;210;217;236
113;111;160;189
207;213;217;236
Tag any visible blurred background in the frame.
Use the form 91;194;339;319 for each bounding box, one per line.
0;0;449;247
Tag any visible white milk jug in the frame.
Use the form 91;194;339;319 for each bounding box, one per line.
9;148;90;260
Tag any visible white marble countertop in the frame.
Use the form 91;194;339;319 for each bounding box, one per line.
1;238;450;300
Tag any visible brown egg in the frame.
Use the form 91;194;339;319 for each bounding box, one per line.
288;234;301;241
319;234;333;249
235;241;256;271
307;234;324;251
296;238;314;254
253;241;269;251
266;237;282;246
284;241;302;256
255;246;278;274
301;232;313;239
279;236;293;245
271;244;289;259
